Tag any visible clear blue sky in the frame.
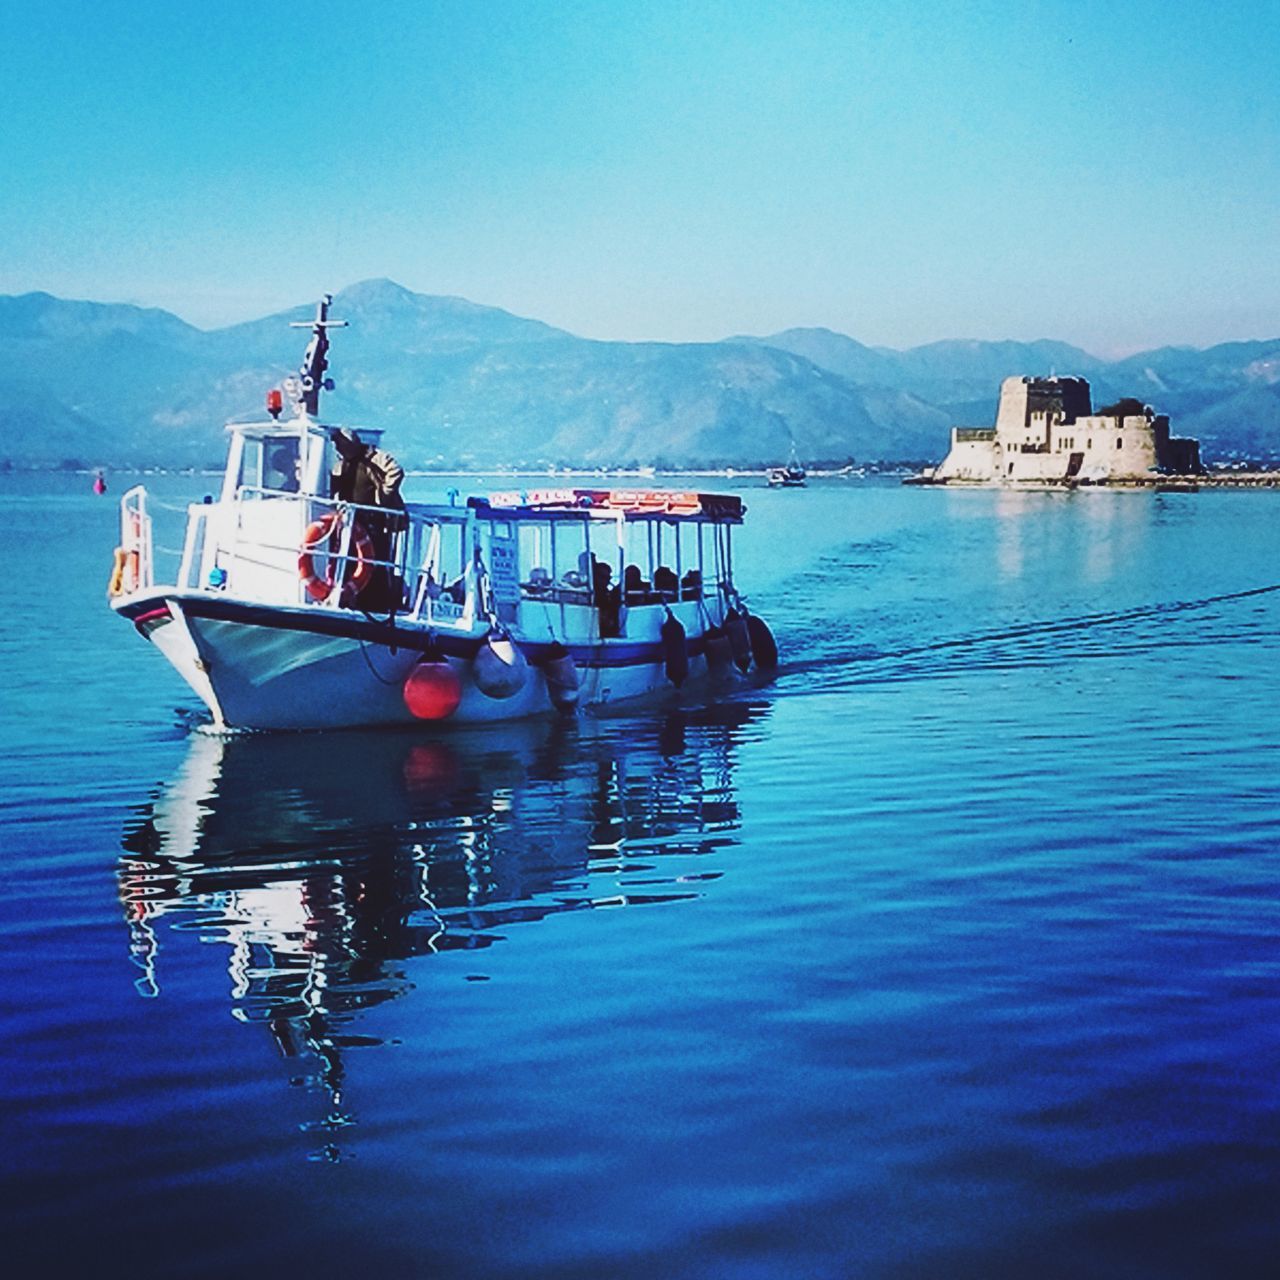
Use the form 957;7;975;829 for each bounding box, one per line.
1;0;1276;354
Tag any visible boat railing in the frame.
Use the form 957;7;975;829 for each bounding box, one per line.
205;488;474;625
119;485;154;594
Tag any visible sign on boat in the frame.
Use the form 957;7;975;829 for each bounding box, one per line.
107;297;778;730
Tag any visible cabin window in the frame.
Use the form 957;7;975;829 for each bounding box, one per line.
263;438;301;493
648;519;685;601
620;519;653;600
237;438;265;495
518;521;552;594
429;521;468;601
234;436;301;496
549;519;594;593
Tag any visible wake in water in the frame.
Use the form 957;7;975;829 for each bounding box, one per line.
774;580;1280;692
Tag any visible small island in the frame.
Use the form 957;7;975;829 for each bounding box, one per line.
913;375;1203;487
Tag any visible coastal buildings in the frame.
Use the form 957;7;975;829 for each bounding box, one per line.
931;376;1202;485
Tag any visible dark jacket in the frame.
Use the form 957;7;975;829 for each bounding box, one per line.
336;441;405;510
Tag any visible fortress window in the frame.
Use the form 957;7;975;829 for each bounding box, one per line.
1116;437;1123;449
1087;438;1092;449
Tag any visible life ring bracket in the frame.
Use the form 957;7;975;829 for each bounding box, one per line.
298;511;374;603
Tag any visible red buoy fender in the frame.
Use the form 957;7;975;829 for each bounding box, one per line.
403;658;463;720
298;513;374;602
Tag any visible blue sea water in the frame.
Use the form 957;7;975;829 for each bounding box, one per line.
3;472;1280;1278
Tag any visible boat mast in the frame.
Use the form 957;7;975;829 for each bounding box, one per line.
289;294;348;417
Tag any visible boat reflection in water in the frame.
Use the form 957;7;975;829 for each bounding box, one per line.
117;704;764;1156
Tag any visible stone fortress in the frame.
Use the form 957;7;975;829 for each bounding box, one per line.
930;375;1202;485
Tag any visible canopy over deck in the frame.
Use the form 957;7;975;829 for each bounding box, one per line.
471;488;744;523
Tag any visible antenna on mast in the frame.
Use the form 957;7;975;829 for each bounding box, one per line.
289;294;348;417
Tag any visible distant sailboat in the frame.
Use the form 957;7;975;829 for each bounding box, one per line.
93;470;107;496
767;444;806;488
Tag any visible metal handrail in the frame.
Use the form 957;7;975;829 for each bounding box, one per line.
120;485;154;592
219;489;475;621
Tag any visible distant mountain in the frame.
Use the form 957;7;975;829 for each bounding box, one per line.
0;280;1276;468
0;291;201;347
1103;340;1280;458
1174;383;1280;460
1113;339;1280;392
744;328;1113;410
730;327;895;387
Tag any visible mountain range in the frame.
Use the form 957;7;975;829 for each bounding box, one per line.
2;278;1278;469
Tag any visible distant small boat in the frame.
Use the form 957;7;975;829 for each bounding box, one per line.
93;470;107;495
767;446;806;488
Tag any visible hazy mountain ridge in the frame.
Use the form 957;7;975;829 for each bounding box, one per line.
1;280;1275;468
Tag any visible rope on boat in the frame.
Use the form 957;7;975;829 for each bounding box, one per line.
145;497;204;513
357;633;407;686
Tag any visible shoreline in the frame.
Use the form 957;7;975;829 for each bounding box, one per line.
903;472;1280;491
9;466;1279;488
12;464;906;481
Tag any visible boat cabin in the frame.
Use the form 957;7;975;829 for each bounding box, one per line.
466;488;744;643
130;420;746;649
170;414;419;609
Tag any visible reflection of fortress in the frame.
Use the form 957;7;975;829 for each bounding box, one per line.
118;709;761;1153
930;376;1202;485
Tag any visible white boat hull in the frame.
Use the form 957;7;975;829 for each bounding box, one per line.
115;590;740;731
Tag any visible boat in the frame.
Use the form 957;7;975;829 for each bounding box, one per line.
767;445;807;488
108;296;778;731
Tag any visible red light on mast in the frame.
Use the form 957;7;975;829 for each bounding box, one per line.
266;388;283;419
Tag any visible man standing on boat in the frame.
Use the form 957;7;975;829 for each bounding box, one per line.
332;431;405;511
332;430;406;610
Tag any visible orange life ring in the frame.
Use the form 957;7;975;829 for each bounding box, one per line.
107;547;126;597
107;545;140;597
298;513;374;602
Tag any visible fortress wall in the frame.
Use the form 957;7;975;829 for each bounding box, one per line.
1000;448;1067;482
934;428;997;480
994;414;1157;482
1074;413;1159;475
